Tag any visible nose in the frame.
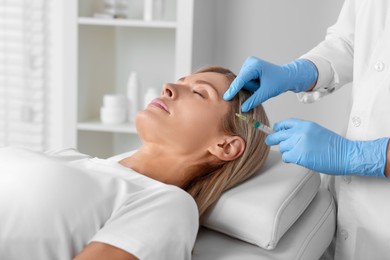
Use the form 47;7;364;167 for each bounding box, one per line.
162;83;176;99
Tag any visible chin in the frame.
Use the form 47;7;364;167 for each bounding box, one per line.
135;109;164;142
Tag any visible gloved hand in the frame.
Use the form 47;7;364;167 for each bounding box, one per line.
265;118;389;177
223;56;318;112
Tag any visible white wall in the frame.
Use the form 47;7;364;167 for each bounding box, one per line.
214;0;350;134
51;0;349;151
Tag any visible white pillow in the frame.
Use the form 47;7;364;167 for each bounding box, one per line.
201;150;320;250
109;150;320;250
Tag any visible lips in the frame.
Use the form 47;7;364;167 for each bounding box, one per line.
149;98;170;113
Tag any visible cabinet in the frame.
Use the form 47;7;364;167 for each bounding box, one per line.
70;0;217;158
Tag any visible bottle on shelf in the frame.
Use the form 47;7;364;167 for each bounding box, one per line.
127;71;139;123
143;88;159;108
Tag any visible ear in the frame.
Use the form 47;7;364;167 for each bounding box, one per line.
208;135;245;162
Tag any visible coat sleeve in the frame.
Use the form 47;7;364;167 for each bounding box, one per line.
298;0;360;103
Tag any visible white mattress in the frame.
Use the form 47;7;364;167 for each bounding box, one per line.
193;188;335;260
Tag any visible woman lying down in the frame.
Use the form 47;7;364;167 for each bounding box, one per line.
0;66;270;260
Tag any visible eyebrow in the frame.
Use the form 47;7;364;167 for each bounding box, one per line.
178;77;219;96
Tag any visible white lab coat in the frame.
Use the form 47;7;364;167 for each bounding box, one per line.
298;0;390;259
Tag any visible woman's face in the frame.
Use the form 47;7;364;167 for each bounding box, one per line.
136;72;232;156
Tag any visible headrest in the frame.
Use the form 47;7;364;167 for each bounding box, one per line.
201;150;320;250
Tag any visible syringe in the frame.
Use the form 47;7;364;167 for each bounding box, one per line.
235;113;275;135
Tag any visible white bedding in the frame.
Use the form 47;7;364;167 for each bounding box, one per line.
0;147;198;260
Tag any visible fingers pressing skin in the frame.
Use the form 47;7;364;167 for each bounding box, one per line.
224;57;261;101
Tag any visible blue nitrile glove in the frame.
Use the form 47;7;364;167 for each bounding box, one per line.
223;56;318;112
265;118;389;177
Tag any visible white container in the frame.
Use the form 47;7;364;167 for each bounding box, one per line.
143;88;159;108
100;107;127;124
127;72;139;122
103;94;127;108
100;94;128;124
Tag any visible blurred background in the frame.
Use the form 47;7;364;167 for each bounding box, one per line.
0;0;347;158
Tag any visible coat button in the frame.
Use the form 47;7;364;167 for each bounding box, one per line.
343;176;352;184
374;61;385;72
339;229;349;240
352;116;361;127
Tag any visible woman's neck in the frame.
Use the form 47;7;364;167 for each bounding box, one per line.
118;146;205;188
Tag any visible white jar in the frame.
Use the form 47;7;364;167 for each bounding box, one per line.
100;107;127;124
103;94;127;108
100;94;127;124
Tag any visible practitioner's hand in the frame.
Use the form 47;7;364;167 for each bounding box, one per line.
223;56;318;112
265;118;389;177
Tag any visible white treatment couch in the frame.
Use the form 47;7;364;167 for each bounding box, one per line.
192;150;336;260
110;150;335;259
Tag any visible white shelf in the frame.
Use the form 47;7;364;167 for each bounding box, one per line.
78;17;177;29
69;0;216;158
77;120;137;134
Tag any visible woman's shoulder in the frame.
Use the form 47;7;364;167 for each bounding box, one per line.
149;184;199;215
134;184;199;242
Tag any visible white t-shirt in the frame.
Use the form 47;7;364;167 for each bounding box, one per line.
0;147;199;260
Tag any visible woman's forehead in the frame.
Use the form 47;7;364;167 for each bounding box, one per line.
180;72;230;96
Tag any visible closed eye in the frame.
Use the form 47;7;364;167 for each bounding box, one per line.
193;90;204;98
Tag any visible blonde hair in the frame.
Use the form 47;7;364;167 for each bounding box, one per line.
184;66;270;218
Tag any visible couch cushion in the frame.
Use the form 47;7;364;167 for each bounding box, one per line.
201;150;321;250
194;188;336;259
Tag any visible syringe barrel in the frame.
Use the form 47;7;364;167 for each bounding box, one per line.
257;124;274;135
